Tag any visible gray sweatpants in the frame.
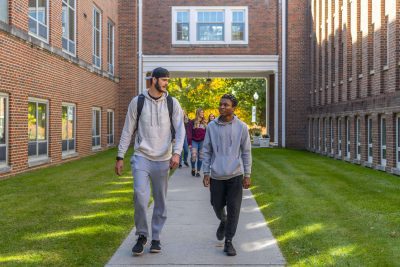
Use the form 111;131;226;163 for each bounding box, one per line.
131;155;170;240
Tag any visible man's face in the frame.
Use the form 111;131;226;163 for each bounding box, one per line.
219;98;235;116
154;77;169;92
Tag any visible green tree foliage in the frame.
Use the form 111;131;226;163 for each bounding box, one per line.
168;78;266;126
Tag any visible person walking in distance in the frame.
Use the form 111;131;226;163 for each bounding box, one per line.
202;94;252;256
187;108;207;177
115;67;185;256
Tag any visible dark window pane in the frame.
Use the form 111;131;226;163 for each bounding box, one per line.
39;23;47;39
0;146;6;162
38;141;47;155
69;139;75;150
62;37;68;50
92;137;95;146
62;140;68;151
28;142;37;156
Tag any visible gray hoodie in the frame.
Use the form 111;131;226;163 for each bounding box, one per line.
117;90;185;161
202;116;252;180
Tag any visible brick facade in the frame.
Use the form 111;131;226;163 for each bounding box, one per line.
309;0;400;174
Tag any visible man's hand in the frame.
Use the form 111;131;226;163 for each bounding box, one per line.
242;176;251;189
170;153;180;169
115;160;124;176
203;175;210;187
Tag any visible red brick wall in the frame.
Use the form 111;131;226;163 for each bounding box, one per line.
142;0;278;55
0;0;126;178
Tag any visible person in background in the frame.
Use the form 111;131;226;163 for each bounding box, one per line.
187;108;207;177
179;111;189;168
208;113;215;123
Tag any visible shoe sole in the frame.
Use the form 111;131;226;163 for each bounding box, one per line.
150;249;161;253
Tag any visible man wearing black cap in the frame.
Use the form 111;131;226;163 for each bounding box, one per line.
115;67;185;256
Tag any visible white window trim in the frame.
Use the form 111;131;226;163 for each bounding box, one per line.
396;114;400;169
0;93;9;168
62;0;76;57
381;116;387;167
171;6;248;45
356;117;361;160
28;97;49;162
338;118;342;157
62;103;76;156
346;117;351;159
107;20;115;75
92;107;101;149
368;117;373;163
107;109;114;145
28;0;50;43
92;6;102;69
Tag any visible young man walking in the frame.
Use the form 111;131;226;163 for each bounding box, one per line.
115;67;185;256
202;94;252;256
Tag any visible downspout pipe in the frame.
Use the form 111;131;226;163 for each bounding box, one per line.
138;0;143;94
282;0;287;147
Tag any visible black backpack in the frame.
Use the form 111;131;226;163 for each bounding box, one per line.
135;94;175;140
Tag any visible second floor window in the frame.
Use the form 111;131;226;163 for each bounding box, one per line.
107;20;115;75
29;0;49;41
232;10;245;41
93;7;102;69
62;0;76;55
197;11;224;41
0;0;8;23
177;11;189;41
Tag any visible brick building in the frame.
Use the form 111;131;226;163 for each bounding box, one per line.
0;0;136;177
308;0;400;175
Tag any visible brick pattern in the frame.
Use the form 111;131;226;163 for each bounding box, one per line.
0;0;128;178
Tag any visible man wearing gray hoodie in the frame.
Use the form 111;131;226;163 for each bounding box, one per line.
202;94;252;256
115;67;185;256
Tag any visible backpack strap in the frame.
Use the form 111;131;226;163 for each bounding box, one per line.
167;95;176;140
134;94;145;134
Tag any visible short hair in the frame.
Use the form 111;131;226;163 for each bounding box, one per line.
221;94;238;107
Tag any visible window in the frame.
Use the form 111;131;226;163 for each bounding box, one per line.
176;11;189;41
330;118;334;154
367;117;373;163
92;108;101;148
0;0;8;23
381;117;386;166
338;118;342;157
93;7;102;69
0;94;8;166
396;115;400;168
62;104;75;155
346;117;351;158
107;20;115;75
323;118;327;153
172;7;248;45
107;110;114;145
356;117;361;160
317;118;321;151
313;119;316;149
28;99;48;160
62;0;76;55
28;0;49;41
232;10;245;41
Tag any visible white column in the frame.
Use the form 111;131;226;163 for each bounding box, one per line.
274;72;279;145
138;0;143;95
282;0;287;147
265;77;269;135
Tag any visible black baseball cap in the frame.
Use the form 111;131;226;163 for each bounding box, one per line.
145;67;170;80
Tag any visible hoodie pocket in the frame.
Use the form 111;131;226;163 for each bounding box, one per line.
211;155;241;178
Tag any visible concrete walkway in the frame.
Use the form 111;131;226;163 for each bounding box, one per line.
106;167;286;266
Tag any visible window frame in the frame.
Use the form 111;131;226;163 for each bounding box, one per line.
61;103;76;156
107;109;114;146
380;116;387;167
337;118;342;157
330;118;334;154
367;116;373;163
356;117;361;160
28;0;50;43
107;19;115;75
346;117;351;159
92;6;102;69
171;6;248;45
62;0;77;56
0;93;9;168
92;107;101;149
28;97;49;162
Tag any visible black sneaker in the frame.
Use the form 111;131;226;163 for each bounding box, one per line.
195;172;201;177
216;220;226;241
224;239;236;256
184;161;189;167
132;235;147;256
179;164;182;168
150;240;161;253
191;169;196;176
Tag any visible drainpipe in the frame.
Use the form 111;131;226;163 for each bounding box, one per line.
282;0;287;147
138;0;143;94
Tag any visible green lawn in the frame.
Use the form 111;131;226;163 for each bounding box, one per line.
0;148;134;266
251;148;400;266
